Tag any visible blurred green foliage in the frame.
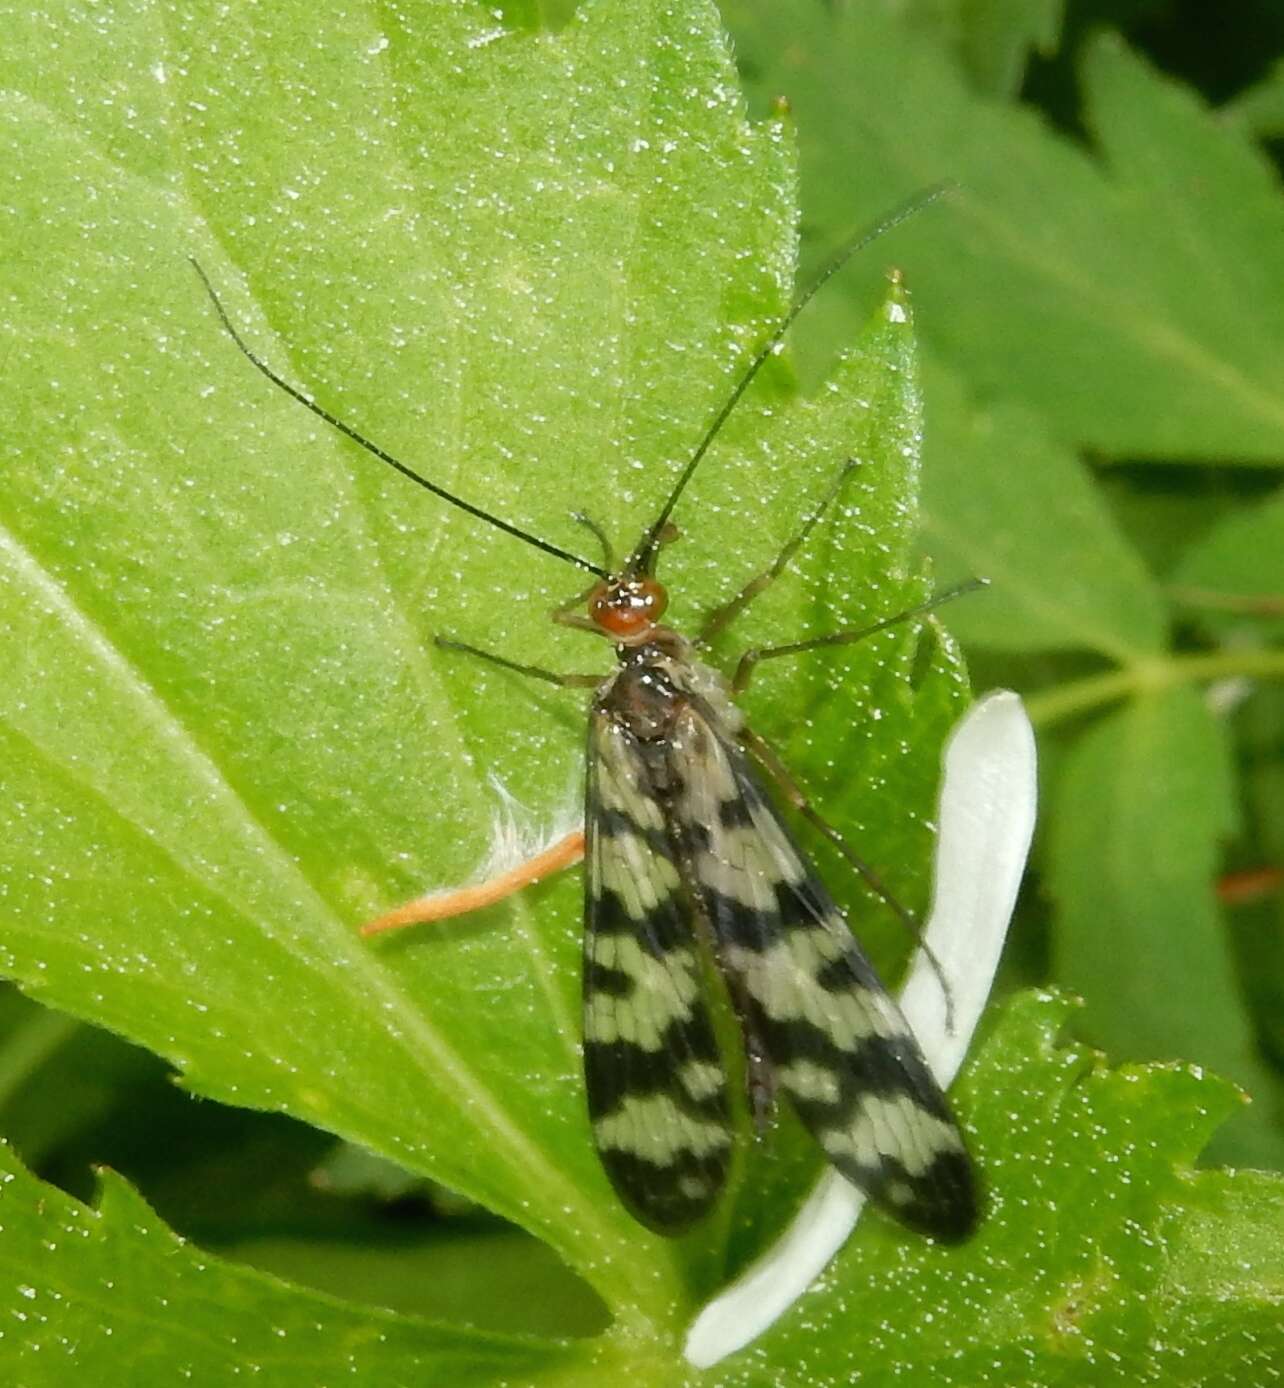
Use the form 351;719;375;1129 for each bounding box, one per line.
0;0;1281;1381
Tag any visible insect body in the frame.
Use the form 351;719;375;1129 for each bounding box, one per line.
191;184;979;1243
582;598;974;1237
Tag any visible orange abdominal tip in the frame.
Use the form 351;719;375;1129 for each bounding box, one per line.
360;829;586;936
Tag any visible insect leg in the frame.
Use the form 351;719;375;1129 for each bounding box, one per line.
738;724;955;1030
570;511;615;571
730;579;986;693
549;514;617;632
434;635;604;687
696;458;858;648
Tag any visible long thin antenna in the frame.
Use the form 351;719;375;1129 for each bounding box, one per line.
627;182;956;577
189;259;609;580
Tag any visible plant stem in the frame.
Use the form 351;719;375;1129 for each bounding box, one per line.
1025;647;1284;728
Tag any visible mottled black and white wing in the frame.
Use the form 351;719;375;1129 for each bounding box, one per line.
583;709;733;1234
670;700;977;1242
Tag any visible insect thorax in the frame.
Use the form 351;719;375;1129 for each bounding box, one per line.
597;630;743;746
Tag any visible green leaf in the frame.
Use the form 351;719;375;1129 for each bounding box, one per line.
1171;485;1284;637
1047;686;1284;1167
954;0;1063;97
0;1140;581;1385
0;0;963;1327
0;990;95;1166
0;987;611;1338
1;998;1280;1384
5;0;1281;1376
1096;470;1248;585
905;0;1065;98
0;987;191;1205
704;993;1284;1386
720;3;1284;461
919;356;1167;660
217;1217;611;1340
1155;1169;1284;1385
1221;55;1284;139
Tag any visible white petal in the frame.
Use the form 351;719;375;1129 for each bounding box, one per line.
683;690;1037;1369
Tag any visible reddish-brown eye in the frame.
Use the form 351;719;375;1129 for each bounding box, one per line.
634;578;668;621
586;581;611;618
589;578;668;639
